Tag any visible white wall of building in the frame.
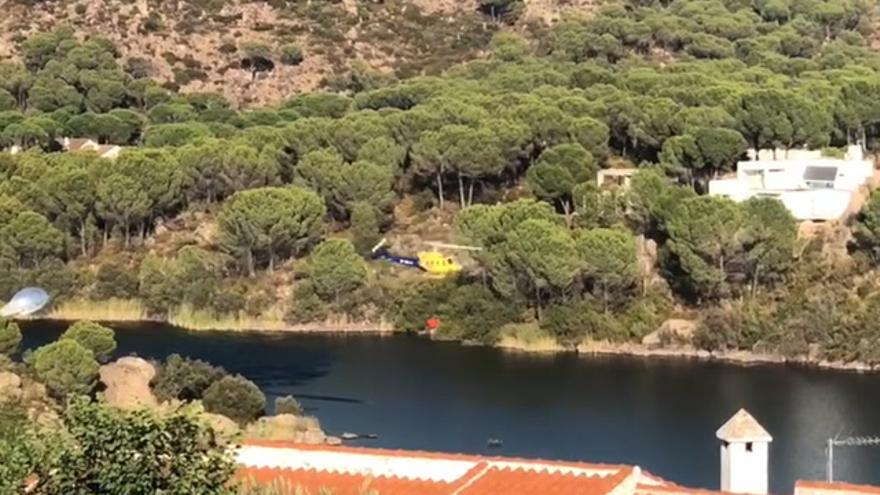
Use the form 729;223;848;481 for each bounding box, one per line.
708;178;746;200
721;440;770;494
779;190;853;220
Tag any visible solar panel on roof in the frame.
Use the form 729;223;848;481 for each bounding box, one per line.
803;166;837;182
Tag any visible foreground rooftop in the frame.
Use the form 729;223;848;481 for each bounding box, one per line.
236;440;663;495
235;440;880;495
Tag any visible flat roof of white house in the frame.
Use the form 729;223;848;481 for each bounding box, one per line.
709;146;874;221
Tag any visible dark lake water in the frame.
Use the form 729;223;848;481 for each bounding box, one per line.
19;320;880;492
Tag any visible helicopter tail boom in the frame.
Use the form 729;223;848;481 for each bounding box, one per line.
371;238;388;254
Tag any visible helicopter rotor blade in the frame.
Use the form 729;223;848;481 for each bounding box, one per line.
424;241;482;251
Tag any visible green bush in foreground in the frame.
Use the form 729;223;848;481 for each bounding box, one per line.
0;320;21;355
36;397;236;494
0;401;53;494
203;374;266;424
32;340;99;397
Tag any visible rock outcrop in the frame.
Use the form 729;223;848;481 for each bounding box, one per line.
99;357;159;409
0;371;22;402
242;413;337;444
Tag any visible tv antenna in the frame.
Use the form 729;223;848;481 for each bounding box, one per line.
826;435;880;482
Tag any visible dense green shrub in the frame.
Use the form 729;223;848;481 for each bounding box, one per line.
151;354;226;402
441;285;518;344
477;0;524;24
124;57;154;78
140;13;165;33
390;280;456;333
284;282;329;324
283;92;351;118
244;290;275;318
693;304;772;352
32;340;99;397
308;239;368;303
541;301;591;347
36;397;236;493
489;32;530;62
211;286;248;316
350;202;381;256
541;300;631;346
60;320;117;362
853;191;880;262
218;42;237;54
174;246;222;310
280;44;304;65
93;260;139;300
144;122;213;147
202;374;266;424
274;395;304;415
138;256;179;317
0;321;21;355
239;42;275;79
17;258;79;305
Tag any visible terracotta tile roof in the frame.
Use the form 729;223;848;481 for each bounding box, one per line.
64;138;97;151
239;440;633;474
458;466;635;495
796;481;880;495
235;440;652;495
235;440;880;495
237;466;455;495
716;409;772;442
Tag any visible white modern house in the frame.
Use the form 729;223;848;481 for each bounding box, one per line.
708;145;875;221
58;137;123;159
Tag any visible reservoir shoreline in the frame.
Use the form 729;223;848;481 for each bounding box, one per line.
42;299;877;374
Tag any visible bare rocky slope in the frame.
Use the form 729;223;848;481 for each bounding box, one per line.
0;0;598;107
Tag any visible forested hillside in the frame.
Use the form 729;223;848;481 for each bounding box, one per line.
0;0;594;106
2;0;880;363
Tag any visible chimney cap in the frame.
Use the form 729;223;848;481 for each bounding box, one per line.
717;408;772;443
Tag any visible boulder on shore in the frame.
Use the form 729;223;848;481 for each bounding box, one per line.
99;357;159;409
203;412;241;439
0;371;22;402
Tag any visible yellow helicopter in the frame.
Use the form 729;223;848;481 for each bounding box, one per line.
370;238;481;277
